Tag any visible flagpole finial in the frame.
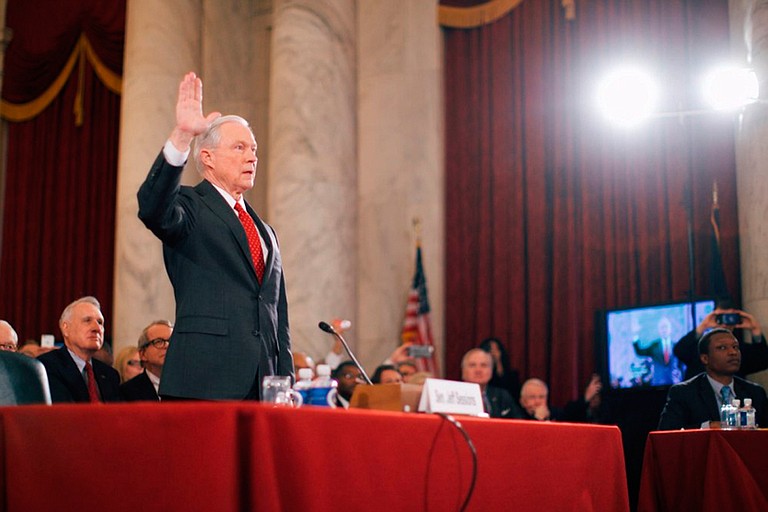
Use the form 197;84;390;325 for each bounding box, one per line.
412;217;422;242
712;181;719;207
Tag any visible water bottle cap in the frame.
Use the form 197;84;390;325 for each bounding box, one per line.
731;399;740;407
298;368;313;380
744;398;752;406
316;364;331;377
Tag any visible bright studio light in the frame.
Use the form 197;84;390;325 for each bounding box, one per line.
702;66;759;110
596;67;658;127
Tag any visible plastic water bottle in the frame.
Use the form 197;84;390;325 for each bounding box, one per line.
740;398;757;430
307;364;337;407
293;368;314;406
720;399;738;429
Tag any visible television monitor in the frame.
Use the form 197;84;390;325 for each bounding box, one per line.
599;299;715;390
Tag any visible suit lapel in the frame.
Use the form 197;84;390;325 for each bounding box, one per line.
55;347;89;401
195;180;262;284
696;374;722;420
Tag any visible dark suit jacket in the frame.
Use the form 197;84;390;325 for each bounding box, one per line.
37;346;121;403
120;370;160;401
673;330;768;380
485;385;523;419
138;152;293;400
657;373;768;430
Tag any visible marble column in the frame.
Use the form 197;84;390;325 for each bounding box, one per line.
112;0;203;351
731;0;768;386
268;0;358;362
356;1;445;371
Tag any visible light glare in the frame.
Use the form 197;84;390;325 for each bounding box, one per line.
702;66;759;110
596;68;658;127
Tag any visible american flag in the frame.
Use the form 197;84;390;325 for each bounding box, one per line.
401;244;440;376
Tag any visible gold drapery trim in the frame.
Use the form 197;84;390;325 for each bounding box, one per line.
0;34;122;124
438;0;525;28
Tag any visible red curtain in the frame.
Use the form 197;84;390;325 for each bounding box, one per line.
0;0;125;344
442;0;739;405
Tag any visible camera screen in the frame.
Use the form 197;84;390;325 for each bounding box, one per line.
716;313;741;325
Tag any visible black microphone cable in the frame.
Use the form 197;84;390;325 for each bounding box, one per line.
425;412;478;512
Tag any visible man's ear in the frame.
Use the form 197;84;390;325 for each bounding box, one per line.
200;148;214;168
699;353;709;367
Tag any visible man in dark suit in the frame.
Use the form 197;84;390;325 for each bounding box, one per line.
37;297;121;403
658;328;768;430
461;348;523;419
120;320;173;401
138;72;293;400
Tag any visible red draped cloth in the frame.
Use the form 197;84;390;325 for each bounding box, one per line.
441;0;738;406
0;0;125;343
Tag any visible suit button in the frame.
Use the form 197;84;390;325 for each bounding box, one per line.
251;330;259;337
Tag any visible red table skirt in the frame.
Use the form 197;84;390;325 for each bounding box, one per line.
638;429;768;512
0;402;629;511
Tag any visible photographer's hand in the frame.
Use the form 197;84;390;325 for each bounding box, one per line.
736;310;762;338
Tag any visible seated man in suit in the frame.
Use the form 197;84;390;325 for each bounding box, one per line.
461;348;522;419
120;320;173;401
658;328;768;430
518;376;603;422
37;297;121;403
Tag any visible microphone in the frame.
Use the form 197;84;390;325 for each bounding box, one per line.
318;321;373;385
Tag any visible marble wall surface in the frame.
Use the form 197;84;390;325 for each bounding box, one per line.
730;0;768;387
111;0;444;372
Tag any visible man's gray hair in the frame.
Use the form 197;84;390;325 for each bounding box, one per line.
191;115;252;175
0;320;18;342
60;296;101;325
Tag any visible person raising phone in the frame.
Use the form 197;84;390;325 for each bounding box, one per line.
673;299;768;381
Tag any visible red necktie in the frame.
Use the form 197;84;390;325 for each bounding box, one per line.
663;340;670;365
234;203;265;283
84;361;100;403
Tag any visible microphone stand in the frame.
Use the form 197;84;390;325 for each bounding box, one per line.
318;322;373;385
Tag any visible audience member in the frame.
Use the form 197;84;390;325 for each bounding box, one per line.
397;360;419;382
518;375;603;422
658;328;768;430
17;340;56;358
371;364;403;385
332;361;363;409
673;301;768;380
115;346;143;384
37;297;121;403
461;348;522;419
479;337;521;401
0;320;19;352
121;320;173;401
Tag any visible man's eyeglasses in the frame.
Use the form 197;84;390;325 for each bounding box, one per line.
141;338;170;349
0;343;17;352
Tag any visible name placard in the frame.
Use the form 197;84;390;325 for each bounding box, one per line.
417;378;486;416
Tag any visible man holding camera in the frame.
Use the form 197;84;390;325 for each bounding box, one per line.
673;303;768;381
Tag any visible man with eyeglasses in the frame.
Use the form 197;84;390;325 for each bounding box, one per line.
120;320;173;401
37;297;121;403
332;361;363;409
0;320;19;352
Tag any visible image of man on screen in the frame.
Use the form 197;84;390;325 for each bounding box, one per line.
632;316;682;386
